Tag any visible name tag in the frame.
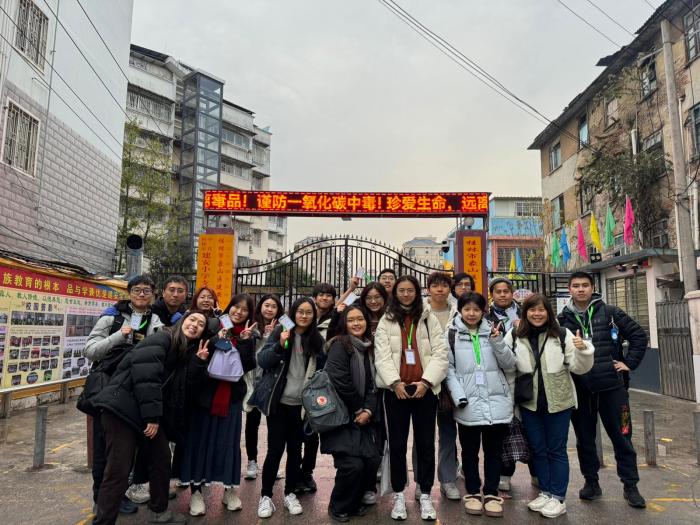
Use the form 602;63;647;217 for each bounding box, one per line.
475;370;486;386
130;313;142;330
405;349;416;365
219;314;233;330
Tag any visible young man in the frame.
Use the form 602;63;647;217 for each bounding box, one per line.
485;277;520;333
151;276;188;327
378;268;397;294
451;273;475;300
558;271;647;508
313;282;337;341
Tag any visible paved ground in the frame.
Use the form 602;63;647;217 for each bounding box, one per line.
1;390;699;525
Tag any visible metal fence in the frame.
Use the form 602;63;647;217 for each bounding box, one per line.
657;300;695;401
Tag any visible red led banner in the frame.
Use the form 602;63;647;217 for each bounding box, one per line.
203;190;489;217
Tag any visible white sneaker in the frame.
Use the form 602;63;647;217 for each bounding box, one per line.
362;491;377;505
527;493;551;512
440;482;460;500
391;492;407;520
419;494;437;521
498;475;511;492
245;460;258;480
126;483;150;504
414;486;422;501
257;496;275;518
189;491;206;516
223;487;242;511
284;493;303;515
540;498;567;518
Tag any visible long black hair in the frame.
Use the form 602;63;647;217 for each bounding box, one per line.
168;309;211;357
332;304;374;355
385;275;423;322
516;293;560;339
254;293;284;328
286;297;324;358
360;281;389;319
223;293;255;326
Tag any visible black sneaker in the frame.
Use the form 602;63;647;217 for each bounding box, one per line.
623;486;646;508
299;473;317;493
328;509;350;523
119;497;139;514
352;505;369;517
579;481;603;500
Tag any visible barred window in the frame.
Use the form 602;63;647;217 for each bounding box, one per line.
126;89;172;122
15;0;48;70
222;127;251;150
3;102;39;175
515;201;542;217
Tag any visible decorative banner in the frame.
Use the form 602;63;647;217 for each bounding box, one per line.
577;221;588;261
196;233;236;307
203;190;490;218
0;264;126;391
455;230;488;296
560;228;571;265
551;232;561;268
604;205;616;249
589;212;602;253
624;195;635;246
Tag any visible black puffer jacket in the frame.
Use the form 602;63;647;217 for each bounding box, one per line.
558;295;647;393
93;331;188;433
151;297;186;327
320;339;379;458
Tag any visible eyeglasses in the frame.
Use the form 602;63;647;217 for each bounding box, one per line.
455;282;471;289
297;311;314;317
365;295;384;303
131;288;153;296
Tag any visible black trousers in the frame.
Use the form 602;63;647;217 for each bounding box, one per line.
384;389;437;493
245;408;262;462
330;453;381;514
261;403;303;497
458;423;507;496
94;412;172;525
501;459;537;477
571;384;639;487
91;415;107;503
301;431;319;476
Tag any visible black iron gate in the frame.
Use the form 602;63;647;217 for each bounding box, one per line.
657;300;695;401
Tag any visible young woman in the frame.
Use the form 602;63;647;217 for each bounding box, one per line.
190;286;222;334
445;292;516;518
505;293;593;518
92;310;212;525
322;305;381;522
374;275;448;522
255;297;325;518
360;282;389;336
178;294;257;516
244;294;284;480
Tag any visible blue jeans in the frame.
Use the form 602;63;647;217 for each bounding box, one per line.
520;407;572;500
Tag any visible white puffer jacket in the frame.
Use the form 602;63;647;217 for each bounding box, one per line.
445;317;516;426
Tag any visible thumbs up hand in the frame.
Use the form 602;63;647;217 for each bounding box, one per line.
573;329;586;350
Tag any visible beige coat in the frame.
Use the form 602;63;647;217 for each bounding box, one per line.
374;308;449;394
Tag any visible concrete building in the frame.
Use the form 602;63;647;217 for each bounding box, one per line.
0;0;134;273
401;236;443;268
126;44;286;268
528;0;700;399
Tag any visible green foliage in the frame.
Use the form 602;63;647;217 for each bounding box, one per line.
266;261;315;289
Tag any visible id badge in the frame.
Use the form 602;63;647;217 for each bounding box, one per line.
405;348;416;365
278;314;295;331
475;370;486;386
219;314;233;330
129;313;142;330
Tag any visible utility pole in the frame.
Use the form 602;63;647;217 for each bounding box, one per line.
661;19;698;294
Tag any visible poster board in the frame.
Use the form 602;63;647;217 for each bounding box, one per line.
196;233;236;308
0;263;126;392
455;230;488;297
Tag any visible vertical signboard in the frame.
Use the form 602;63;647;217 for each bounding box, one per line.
196;233;236;307
456;230;488;297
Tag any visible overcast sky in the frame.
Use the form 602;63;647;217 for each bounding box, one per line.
132;0;657;248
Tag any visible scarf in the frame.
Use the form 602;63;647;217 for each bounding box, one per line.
349;336;373;398
211;323;246;417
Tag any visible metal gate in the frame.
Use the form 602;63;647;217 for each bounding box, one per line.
657;300;695;401
235;236;446;306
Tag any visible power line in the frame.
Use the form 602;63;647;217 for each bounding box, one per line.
557;0;622;47
641;0;657;9
584;0;635;36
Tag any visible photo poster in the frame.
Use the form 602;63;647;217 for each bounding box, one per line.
0;263;127;391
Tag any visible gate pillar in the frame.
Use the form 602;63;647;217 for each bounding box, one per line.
686;290;700;402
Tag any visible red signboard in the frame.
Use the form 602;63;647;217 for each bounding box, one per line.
203;190;489;217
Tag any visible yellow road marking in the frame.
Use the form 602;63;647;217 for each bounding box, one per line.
651;498;696;503
50;439;80;453
647;501;666;512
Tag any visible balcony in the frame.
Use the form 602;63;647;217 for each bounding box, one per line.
254;126;272;146
221;142;254;167
222;104;254;132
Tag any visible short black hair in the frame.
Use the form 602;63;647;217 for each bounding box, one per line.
378;268;397;279
127;274;155;292
457;291;487;312
568;271;595;286
312;282;337;299
427;271;452;288
451;272;475;298
163;275;188;291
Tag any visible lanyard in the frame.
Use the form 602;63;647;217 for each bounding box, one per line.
138;318;147;330
574;307;594;338
470;332;481;366
401;321;415;349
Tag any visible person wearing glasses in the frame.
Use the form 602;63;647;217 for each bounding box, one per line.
451;273;475;301
85;275;164;515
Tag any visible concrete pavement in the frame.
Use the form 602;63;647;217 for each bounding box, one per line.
0;390;698;525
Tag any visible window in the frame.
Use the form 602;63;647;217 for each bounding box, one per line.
221;127;251;150
640;58;657;97
685;5;700;61
645;218;669;248
691;104;700;154
220;161;249;180
605;97;619;127
606;274;650;337
253;144;268;165
578;183;594;214
15;0;48;70
578;115;589;149
515;201;542;217
642;130;663;152
551;194;565;229
496;246;543;272
252;174;264;190
126;89;172;122
549;141;561;171
253;229;262;247
3;101;39;176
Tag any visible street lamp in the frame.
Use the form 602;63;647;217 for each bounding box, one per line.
463;217;475;229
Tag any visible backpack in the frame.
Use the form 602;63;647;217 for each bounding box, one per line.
301;369;349;434
207;341;244;382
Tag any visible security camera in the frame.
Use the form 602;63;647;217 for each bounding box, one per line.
219;215;231;228
630;263;639;273
441;240;449;254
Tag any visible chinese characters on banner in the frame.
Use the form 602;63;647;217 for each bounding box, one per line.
196;233;236;308
0;265;126;391
456;231;487;296
203;190;490;217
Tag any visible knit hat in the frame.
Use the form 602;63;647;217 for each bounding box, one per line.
488;277;514;293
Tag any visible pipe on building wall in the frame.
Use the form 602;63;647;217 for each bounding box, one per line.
125;234;144;280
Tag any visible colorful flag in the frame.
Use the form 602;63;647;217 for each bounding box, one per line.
589;212;602;252
508;250;517;279
515;247;524;272
624;195;635;246
604;205;616;249
577;220;588;261
560;228;571;264
551;232;561;268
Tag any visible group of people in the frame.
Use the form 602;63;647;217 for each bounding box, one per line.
83;267;648;524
